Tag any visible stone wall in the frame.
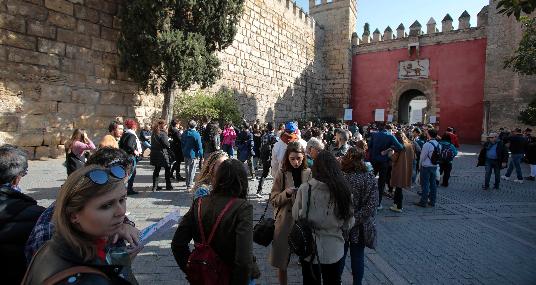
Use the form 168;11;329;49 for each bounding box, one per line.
0;0;162;159
309;0;357;119
0;0;336;158
200;0;324;124
483;0;536;132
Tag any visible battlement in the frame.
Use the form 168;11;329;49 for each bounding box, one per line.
268;0;318;30
353;5;488;52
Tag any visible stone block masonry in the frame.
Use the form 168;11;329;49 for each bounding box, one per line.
1;0;360;158
0;0;162;159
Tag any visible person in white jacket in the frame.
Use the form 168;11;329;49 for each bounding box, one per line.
271;121;307;177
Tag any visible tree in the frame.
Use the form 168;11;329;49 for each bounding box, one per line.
118;0;245;122
504;16;536;75
519;97;536;126
497;0;536;20
174;89;242;125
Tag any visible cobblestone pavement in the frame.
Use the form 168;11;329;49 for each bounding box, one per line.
20;145;536;284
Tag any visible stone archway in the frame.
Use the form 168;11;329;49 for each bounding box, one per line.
390;79;438;123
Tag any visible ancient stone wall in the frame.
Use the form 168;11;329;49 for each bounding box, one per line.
0;0;164;159
483;0;536;132
0;0;332;158
309;0;356;119
205;0;325;124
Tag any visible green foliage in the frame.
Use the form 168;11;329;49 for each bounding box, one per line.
118;0;245;120
519;97;536;126
497;0;536;20
174;90;242;125
504;17;536;75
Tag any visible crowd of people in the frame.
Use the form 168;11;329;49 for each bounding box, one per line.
0;116;534;285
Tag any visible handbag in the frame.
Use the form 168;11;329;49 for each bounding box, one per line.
253;171;285;246
288;183;315;259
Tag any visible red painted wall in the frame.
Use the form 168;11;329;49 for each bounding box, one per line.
351;39;487;143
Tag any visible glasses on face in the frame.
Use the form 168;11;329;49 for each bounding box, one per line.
85;165;127;185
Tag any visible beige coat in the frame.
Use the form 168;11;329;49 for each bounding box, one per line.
269;168;311;269
390;141;414;188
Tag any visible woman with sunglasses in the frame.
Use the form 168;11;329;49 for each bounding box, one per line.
22;164;134;285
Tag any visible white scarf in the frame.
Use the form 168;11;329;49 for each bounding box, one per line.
125;128;142;154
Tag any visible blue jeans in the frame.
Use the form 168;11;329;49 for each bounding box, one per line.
420;166;438;206
184;158;199;188
411;159;418;184
484;158;501;188
505;153;524;180
222;144;234;157
350;242;365;285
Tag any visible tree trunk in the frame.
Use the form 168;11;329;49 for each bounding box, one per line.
161;82;175;123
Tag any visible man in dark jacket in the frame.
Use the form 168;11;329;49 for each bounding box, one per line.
181;120;203;190
119;119;141;195
369;124;404;209
0;144;45;284
525;128;536;181
502;128;528;183
478;133;509;190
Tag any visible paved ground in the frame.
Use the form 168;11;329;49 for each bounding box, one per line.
20;145;536;285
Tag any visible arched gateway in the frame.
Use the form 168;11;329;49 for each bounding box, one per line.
389;80;437;124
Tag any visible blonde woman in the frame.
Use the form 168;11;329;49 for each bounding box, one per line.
191;151;229;199
22;164;139;285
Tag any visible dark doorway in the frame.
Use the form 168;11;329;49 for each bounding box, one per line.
398;89;427;124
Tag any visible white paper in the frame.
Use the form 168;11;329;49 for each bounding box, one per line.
429;115;437;124
387;114;393;122
344;109;353;121
139;210;182;245
374;109;385;122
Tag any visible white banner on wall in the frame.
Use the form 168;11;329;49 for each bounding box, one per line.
344;109;353;121
374;109;385;122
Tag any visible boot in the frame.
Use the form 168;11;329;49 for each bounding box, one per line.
165;179;173;190
152;176;162;192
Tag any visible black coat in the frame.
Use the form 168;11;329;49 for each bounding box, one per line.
477;141;509;167
118;132;138;157
0;186;45;285
169;127;184;162
22;236;130;285
150;132;172;167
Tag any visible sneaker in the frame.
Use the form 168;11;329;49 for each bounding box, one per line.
127;189;139;195
377;205;383;210
501;175;511;181
493;186;500;190
176;176;186;182
482;185;489;190
525;176;535;181
513;179;524;184
255;193;263;198
389;205;402;213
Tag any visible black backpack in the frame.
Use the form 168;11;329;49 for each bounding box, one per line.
429;141;441;165
288;184;316;258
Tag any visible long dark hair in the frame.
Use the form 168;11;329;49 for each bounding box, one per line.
211;159;248;199
311;151;352;220
281;141;307;172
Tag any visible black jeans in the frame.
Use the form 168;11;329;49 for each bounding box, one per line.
257;159;271;193
439;162;452;186
301;257;343;285
153;165;172;186
373;161;390;206
394;187;403;209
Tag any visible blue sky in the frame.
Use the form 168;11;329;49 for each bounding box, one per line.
296;0;490;36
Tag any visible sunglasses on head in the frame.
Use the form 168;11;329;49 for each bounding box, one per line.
85;165;127;185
